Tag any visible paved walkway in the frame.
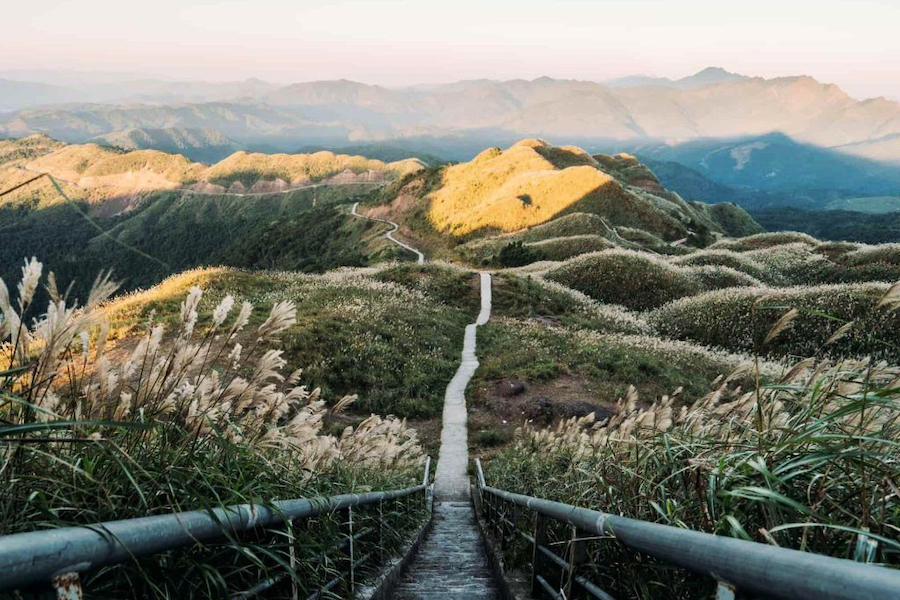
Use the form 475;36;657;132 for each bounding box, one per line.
393;271;497;600
392;502;499;600
351;201;425;264
433;271;491;500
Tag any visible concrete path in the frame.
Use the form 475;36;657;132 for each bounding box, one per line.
434;271;491;500
351;201;425;264
391;272;497;600
392;502;499;600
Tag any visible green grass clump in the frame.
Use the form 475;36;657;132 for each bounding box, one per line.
545;249;702;311
650;282;900;360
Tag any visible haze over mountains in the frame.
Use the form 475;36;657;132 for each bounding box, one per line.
3;67;900;210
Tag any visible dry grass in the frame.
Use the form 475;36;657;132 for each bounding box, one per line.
428;139;620;235
23;141;420;194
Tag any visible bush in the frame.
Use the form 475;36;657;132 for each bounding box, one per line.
498;241;543;267
545;249;702;310
649;282;900;360
671;249;774;283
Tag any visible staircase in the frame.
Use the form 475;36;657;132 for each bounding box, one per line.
391;272;499;600
393;502;500;600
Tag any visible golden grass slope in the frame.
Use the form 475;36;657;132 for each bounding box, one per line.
428;139;623;236
22;138;423;195
425;139;738;242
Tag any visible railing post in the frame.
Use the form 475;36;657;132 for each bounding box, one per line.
531;513;550;598
287;519;299;600
567;526;591;600
340;507;354;598
377;500;385;567
423;456;432;512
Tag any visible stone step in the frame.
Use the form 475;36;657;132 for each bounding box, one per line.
391;502;500;600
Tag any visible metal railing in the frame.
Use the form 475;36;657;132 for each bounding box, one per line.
474;459;900;600
0;457;432;599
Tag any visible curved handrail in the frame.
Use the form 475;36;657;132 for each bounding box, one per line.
1;469;429;592
474;459;900;600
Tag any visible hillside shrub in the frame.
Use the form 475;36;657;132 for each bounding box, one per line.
498;241;543;267
545;249;702;310
649;282;900;360
711;231;819;252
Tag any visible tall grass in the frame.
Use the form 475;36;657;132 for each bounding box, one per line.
485;283;900;598
0;258;424;597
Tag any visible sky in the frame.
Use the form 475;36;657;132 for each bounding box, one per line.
3;0;899;99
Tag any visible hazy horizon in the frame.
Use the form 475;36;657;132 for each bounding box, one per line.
2;0;899;101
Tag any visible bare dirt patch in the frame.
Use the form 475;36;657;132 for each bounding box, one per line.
469;374;622;458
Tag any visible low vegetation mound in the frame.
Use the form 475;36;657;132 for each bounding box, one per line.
711;231;819;252
545;249;703;310
686;264;765;290
650;282;899;360
671;249;775;283
839;243;900;267
526;235;617;261
497;212;611;243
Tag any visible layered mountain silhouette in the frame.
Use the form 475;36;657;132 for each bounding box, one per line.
2;68;900;209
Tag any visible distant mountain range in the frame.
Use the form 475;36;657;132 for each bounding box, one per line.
2;68;900;209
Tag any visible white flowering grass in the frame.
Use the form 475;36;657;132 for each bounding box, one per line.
487;290;900;595
650;281;899;360
1;259;427;596
545;248;766;311
710;231;819;252
670;249;775;283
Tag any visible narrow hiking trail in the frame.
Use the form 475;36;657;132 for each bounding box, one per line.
347;206;497;597
351;201;425;264
394;272;498;600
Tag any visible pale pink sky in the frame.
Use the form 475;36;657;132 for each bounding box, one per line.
3;0;899;99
